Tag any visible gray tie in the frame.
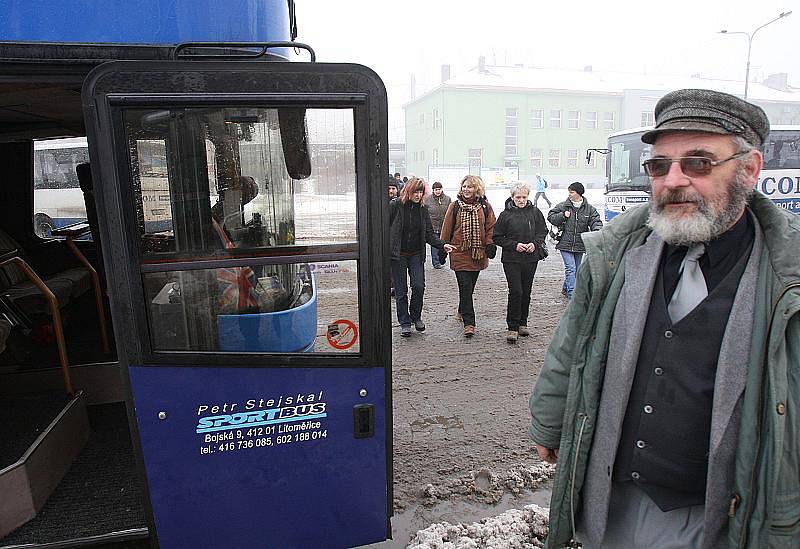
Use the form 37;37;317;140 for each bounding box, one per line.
668;244;708;323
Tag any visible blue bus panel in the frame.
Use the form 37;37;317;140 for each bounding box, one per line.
129;365;388;548
0;0;290;45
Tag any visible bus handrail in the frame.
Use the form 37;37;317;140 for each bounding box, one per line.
171;41;316;62
64;237;111;354
0;254;74;396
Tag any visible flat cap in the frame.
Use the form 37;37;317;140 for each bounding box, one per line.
641;89;769;148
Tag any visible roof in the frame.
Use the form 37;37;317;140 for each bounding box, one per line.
405;64;800;107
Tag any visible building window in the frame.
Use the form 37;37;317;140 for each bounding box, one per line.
420;150;425;161
419;113;425;126
506;108;518;124
504;160;519;168
468;148;482;172
603;111;615;130
433;108;441;129
568;110;580;130
530;148;542;169
530;109;543;129
585;111;597;129
550;109;562;129
641;111;655;127
412;151;418;161
432;148;439;165
567;149;579;168
505;107;518;157
549;149;561;169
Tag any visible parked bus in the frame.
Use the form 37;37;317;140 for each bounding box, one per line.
602;125;800;220
0;1;391;548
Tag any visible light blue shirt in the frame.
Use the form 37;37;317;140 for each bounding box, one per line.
536;176;547;192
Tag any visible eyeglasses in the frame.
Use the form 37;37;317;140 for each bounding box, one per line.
642;151;749;177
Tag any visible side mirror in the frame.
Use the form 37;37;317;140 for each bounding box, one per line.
278;108;312;180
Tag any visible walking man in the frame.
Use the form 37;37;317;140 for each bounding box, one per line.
529;89;800;548
423;181;451;269
533;173;551;208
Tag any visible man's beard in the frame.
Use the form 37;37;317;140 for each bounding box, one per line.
647;167;752;246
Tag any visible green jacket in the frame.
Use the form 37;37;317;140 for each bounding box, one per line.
529;192;800;548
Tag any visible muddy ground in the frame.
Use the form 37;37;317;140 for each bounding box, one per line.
382;242;568;545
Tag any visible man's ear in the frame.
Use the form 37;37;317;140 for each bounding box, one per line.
744;149;764;184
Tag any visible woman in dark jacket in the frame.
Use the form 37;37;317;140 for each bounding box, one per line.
547;181;602;299
389;177;453;337
493;182;548;343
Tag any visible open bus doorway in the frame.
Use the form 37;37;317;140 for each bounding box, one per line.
1;44;391;549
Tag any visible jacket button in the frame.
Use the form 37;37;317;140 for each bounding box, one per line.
644;405;653;414
664;330;673;339
777;403;786;415
654;367;664;376
636;440;646;449
631;471;640;480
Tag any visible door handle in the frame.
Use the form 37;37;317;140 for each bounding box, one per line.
353;404;375;438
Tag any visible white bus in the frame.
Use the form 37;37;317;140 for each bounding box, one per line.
602;125;800;221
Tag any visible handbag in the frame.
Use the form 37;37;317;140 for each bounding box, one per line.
535;241;549;261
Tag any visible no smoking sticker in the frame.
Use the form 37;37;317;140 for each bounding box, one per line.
326;319;358;350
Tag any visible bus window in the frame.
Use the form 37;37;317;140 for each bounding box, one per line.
126;107;356;257
143;259;360;353
763;130;800;169
608;133;651;193
127;106;359;354
32;137;90;237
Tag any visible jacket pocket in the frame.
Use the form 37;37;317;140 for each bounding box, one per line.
768;491;800;546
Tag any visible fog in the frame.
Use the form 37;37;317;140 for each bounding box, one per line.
295;0;798;141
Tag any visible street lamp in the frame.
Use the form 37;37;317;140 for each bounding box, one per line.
719;10;792;99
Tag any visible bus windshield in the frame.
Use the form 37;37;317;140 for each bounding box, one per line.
607;131;651;193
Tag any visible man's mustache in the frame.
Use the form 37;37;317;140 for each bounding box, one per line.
654;190;704;209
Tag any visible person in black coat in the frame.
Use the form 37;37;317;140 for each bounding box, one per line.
493;182;548;342
389;177;454;337
547;181;603;298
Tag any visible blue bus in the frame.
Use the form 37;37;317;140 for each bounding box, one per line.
0;2;392;548
603;125;800;221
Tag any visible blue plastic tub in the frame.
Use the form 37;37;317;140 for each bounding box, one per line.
217;274;317;353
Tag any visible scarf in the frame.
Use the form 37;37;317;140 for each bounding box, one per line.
457;198;485;260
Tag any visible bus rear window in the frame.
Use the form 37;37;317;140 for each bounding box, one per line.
33;137;89;238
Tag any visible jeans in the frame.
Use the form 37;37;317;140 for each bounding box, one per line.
454;270;481;326
534;191;551;208
392;253;425;327
560;250;584;298
502;261;538;330
430;231;442;267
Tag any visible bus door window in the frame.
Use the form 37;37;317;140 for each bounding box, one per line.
123;106;360;353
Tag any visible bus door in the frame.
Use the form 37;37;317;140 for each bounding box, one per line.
82;57;391;548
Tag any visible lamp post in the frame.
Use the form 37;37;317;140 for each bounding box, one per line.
719;11;792;99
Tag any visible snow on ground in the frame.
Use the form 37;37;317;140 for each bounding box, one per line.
407;504;551;549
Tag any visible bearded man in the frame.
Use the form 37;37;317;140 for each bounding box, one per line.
529;89;800;549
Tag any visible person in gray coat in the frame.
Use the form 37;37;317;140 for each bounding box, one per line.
422;181;452;268
547;181;602;298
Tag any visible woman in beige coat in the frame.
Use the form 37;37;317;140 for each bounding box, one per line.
439;175;496;337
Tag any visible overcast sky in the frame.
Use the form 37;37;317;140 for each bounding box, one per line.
295;0;798;138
